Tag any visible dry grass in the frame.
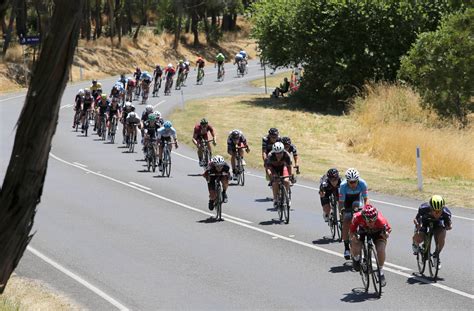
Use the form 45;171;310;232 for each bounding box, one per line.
349;83;474;180
249;70;292;88
1;274;82;310
169;93;473;208
3;44;23;63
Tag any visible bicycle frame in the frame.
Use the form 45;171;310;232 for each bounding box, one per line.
359;232;383;297
209;173;225;221
161;141;174;177
416;222;440;280
275;175;291;224
329;192;342;241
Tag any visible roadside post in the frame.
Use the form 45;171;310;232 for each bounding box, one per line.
263;60;267;94
416;146;423;191
19;35;41;86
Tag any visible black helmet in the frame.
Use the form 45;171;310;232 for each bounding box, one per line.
281;136;292;145
327;168;339;179
200;118;208;125
231;129;240;138
92;79;97;84
268;128;279;136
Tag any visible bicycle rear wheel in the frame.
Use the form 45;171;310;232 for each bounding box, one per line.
360;243;370;291
164;149;171;177
369;246;383;297
239;168;245;186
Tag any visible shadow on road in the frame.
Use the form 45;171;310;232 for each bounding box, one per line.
406;273;444;285
197;217;222;224
341;288;380;302
259;219;282;225
255;198;272;203
329;262;353;274
187;173;204;177
312;237;336;245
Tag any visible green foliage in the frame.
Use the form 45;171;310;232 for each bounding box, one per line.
399;9;474;126
251;0;466;111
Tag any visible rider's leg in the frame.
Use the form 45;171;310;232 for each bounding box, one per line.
350;235;362;259
271;180;279;203
322;202;331;220
158;144;164;164
434;227;447;254
229;150;236;173
375;239;387;268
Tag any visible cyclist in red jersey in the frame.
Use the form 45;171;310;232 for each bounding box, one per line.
192;118;217;166
350;204;391;287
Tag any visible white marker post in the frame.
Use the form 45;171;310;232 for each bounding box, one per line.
416;146;423;191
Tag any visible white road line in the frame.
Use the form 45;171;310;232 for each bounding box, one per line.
128;182;151;191
60;104;73;109
384;262;412;271
50;152;474;300
153;100;166;108
172;151;198;162
73;162;88;167
0;94;25;102
27;246;130;311
222;213;252;224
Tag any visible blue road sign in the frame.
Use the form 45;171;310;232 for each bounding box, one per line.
19;35;41;45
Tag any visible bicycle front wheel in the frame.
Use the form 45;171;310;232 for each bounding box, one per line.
283;188;290;224
164;149;171;177
369;246;383;297
360;244;370;291
215;184;222;220
239;168;245;186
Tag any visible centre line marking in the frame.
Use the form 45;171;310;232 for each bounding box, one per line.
153;100;166;108
73;162;87;167
129;182;151;190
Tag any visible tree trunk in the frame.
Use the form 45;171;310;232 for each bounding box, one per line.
221;14;231;31
94;0;101;39
173;12;182;49
0;1;10;36
85;0;91;40
0;0;83;293
125;0;132;35
1;0;17;57
202;11;210;44
15;0;27;37
191;10;199;46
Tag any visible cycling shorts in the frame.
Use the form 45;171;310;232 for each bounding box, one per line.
207;175;229;191
320;189;338;206
358;231;387;243
417;221;446;234
160;136;172;146
270;166;289;179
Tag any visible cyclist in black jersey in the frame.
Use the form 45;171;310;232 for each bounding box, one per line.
319;168;342;222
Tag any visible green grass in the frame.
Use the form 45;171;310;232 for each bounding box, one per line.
170;93;474;208
0;298;19;311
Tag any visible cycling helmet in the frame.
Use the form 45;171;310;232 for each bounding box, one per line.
429;195;445;211
101;94;107;100
145;104;153;113
200;118;208;125
211;155;225;166
179;59;184;64
155;64;160;68
326;168;339;179
84;88;91;95
361;204;378;222
128;112;136;118
125;102;132;108
148;114;157;121
268;128;279;136
92;79;97;84
231;129;240;138
154;111;161;117
78;89;84;96
167;63;173;68
120;74;125;79
281;136;292;145
345;168;360;181
272;142;285;153
164;121;172;129
136;67;140;71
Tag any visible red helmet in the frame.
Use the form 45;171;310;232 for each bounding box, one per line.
361;204;378;222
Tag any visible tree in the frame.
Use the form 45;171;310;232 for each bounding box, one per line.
0;0;84;293
399;9;474;126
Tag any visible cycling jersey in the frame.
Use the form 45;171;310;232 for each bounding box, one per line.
285;144;298;157
177;63;186;74
141;111;152;122
96;98;109;115
107;103;121;116
265;151;292;169
126;114;140;125
153;67;163;79
143;120;159;139
193;124;215;141
127;79;136;87
82;96;94;111
262;135;282;155
196;59;205;68
235;54;243;62
74;95;83;109
140;72;152;82
227;133;248;153
319;175;341;205
203;163;230;179
216;54;225;62
164;67;176;78
416;202;452;228
239;51;247;59
118;78;127;87
133;70;141;81
339;179;368;209
157;127;177;140
90;82;102;92
350;211;391;235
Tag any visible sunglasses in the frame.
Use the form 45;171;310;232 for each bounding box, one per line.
349;180;358;184
364;216;377;223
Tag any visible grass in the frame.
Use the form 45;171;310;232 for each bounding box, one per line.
249;70;292;88
0;275;81;310
169;92;474;208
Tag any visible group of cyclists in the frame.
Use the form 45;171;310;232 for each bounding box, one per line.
71;54;454;291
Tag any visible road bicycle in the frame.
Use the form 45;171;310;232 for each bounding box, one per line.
328;192;342;241
358;230;384;297
108;115;117;144
134;80;141;100
73;109;81;132
164;77;173;96
199;139;214;167
142;83;150;105
237;62;246;77
145;138;157;172
196;67;204;85
99;113;107;141
126;86;134;102
209;173;226;221
217;65;225;82
152;77;162;97
82;109;93;136
416;222;441;280
234;146;246;186
175;72;184;90
274;175;291;224
160;140;176;178
127;124;138;153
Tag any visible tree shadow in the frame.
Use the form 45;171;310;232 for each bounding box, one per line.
340;288;380;303
329;262;353;274
259;219;282;225
197;217;222;224
239;97;345;116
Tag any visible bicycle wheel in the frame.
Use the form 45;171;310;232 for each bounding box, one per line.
215;183;222;220
283;187;290;224
329;213;336;239
146;152;151;172
239;168;245;186
278;184;284;221
369;245;383;297
360;243;370;291
164;148;171;177
151;149;157;173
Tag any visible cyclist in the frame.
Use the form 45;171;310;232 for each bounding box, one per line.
110;82;124;100
262;127;281;183
195;56;205;79
81;88;95;133
118;74;127;88
319;168;342;222
140;71;152;102
157;121;179;170
121;102;136;144
281;136;299;173
125;111;140;144
140;104;154;134
126;76;136;101
183;60;190;83
193;118;217;166
215;52;225;78
164;63;176;93
142;113;160;156
133;67;142;85
234;52;244;74
106;96;122;133
227;129;250;179
412;195;452;267
351;204;391;287
203;155;230;210
73;89;84;128
95;93;110;136
265;142;294;209
90;79;103;98
154;110;165;128
339;168;369;260
152;65;163;95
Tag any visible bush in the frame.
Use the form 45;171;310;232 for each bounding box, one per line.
250;0;465;111
398;9;474;126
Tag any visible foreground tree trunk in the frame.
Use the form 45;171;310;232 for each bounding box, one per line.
0;0;84;293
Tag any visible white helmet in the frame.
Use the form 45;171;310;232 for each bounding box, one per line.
125;102;132;108
128;112;136;118
345;168;360;181
78;88;84;96
211;155;225;166
184;60;190;65
272;142;285;153
167;63;173;68
145;104;153;113
236;53;242;57
154;111;161;117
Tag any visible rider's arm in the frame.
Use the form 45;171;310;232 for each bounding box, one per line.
192;127;199;145
360;179;369;205
338;183;347;209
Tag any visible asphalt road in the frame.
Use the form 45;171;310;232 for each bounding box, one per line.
1;62;473;310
